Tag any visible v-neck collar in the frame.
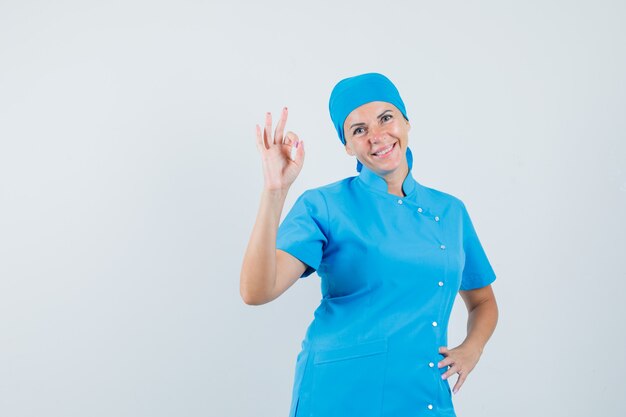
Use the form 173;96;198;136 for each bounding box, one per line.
357;146;418;197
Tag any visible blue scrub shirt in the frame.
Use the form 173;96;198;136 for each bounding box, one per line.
276;147;496;417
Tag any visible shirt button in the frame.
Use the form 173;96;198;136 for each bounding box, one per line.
438;281;444;287
397;199;403;204
435;216;440;222
417;207;423;213
429;362;435;367
440;244;446;250
432;321;438;327
427;404;433;410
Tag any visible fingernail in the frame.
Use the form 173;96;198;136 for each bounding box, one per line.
295;140;299;148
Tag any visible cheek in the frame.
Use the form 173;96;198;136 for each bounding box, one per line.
388;124;404;137
393;121;410;137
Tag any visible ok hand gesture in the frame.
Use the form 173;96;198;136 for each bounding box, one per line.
255;107;305;192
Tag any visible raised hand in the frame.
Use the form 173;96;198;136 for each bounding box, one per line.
255;107;305;192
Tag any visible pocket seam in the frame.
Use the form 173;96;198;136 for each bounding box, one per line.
313;339;387;365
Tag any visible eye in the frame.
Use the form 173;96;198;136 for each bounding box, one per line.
353;127;365;135
382;114;393;122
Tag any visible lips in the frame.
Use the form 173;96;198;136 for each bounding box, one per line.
372;142;397;156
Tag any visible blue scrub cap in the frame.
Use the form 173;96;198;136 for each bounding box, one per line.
328;72;409;172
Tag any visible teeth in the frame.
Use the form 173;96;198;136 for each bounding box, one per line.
374;144;394;156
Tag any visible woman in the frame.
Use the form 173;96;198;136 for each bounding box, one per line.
240;73;499;417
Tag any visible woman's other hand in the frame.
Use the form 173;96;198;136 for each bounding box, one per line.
255;107;305;192
437;344;482;394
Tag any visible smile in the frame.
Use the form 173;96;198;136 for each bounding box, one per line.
372;142;397;157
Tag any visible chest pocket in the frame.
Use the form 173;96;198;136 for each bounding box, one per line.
308;339;387;417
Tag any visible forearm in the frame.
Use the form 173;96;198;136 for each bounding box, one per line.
461;299;499;355
240;187;289;304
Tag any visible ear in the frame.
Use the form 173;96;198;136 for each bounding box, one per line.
344;138;355;156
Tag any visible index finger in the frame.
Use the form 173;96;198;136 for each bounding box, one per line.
274;107;288;144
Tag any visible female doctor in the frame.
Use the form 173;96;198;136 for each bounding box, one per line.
240;72;499;417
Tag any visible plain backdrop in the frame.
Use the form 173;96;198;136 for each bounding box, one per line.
1;1;625;416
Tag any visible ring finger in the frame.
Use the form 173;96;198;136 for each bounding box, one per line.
274;107;288;145
264;112;273;147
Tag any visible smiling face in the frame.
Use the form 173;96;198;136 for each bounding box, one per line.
343;101;411;175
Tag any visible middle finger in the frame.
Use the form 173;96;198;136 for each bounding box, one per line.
442;363;459;380
274;107;288;144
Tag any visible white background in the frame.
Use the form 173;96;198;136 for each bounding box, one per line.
1;1;624;416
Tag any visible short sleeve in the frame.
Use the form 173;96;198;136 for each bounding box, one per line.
460;201;497;290
276;189;329;278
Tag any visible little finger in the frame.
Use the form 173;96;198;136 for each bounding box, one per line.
452;370;468;394
256;124;267;152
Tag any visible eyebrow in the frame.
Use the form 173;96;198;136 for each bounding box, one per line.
349;109;393;130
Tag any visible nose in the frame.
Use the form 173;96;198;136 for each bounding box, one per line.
368;124;385;143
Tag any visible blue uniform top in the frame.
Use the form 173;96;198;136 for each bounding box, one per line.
276;147;496;417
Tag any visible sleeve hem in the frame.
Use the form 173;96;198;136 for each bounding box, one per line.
276;245;319;278
459;273;496;291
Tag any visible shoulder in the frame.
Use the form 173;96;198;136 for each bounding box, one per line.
288;177;357;225
300;176;356;201
316;176;356;193
418;181;467;211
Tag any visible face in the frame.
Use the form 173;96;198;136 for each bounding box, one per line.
343;101;411;175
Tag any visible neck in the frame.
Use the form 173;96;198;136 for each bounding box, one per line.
380;158;409;197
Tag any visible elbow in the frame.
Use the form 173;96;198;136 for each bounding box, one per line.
239;269;255;305
240;290;263;306
241;292;270;306
239;275;270;306
239;282;258;305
